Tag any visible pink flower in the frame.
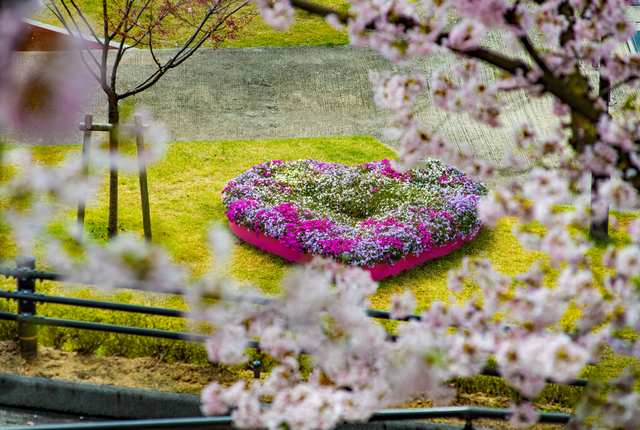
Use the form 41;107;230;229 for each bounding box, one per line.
205;324;249;365
614;246;640;278
389;290;417;319
370;71;426;112
446;20;485;51
201;383;230;415
0;9;91;138
325;14;344;30
508;402;539;428
597;115;639;152
252;0;295;30
627;218;640;244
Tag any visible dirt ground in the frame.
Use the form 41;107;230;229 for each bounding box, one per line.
0;340;242;395
0;340;571;429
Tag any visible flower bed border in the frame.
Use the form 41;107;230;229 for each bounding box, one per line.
229;221;477;280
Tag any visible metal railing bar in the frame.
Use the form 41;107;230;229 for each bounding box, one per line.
0;266;595;388
5;416;234;430
0;311;203;340
0;267;587;333
0;311;592;389
0;290;187;318
0;266;63;282
3;407;573;430
365;308;420;321
0;279;576;350
0;311;17;322
0;311;254;345
0;266;423;321
371;406;571;423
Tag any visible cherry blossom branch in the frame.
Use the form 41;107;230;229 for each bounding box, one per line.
288;0;602;124
603;75;639;98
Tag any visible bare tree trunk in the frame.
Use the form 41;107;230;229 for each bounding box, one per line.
589;67;611;241
590;174;609;241
107;96;119;238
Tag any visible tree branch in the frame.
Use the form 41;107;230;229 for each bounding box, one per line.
67;0;107;50
289;0;602;123
519;36;553;77
99;0;115;98
603;75;639;98
108;0;136;40
119;0;251;99
51;1;102;73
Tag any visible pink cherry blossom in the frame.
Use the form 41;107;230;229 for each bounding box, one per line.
446;20;486;51
5;0;640;427
369;71;426;112
389;289;417;319
508;402;539;428
252;0;295;30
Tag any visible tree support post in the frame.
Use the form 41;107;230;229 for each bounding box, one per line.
76;113;93;241
253;360;261;379
75;114;152;242
16;255;37;359
135;114;152;243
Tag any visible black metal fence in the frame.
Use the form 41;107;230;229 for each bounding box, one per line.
5;407;573;430
0;256;578;429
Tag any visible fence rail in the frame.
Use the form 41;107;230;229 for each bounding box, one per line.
6;407;574;430
0;257;580;429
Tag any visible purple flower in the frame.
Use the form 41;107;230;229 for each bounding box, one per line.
222;158;487;267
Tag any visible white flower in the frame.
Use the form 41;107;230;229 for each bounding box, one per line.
389;289;417;319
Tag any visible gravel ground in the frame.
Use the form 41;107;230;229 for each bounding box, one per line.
0;406;97;427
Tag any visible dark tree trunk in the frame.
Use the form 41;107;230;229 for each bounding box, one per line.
107;96;119;238
589;66;611;242
590;174;609;241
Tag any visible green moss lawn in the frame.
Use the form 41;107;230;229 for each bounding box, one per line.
31;0;350;49
0;136;639;408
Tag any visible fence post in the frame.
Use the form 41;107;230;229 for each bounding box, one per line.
77;113;94;241
16;255;37;359
135;114;152;243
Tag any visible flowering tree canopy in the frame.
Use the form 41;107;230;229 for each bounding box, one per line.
3;0;640;428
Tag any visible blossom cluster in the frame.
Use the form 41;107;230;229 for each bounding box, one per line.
222;158;487;267
236;0;640;426
197;252;607;430
5;0;640;428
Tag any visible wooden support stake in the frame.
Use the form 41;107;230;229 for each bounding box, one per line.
76;113;93;241
135;115;152;243
78;122;112;132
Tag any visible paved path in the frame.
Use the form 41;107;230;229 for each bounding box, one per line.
0;406;90;427
6;32;635;192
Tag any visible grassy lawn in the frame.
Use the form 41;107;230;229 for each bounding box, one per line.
30;0;350;49
0;135;639;409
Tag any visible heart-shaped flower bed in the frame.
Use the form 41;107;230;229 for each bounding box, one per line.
222;158;487;280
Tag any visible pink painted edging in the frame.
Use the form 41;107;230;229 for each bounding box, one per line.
229;221;476;281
